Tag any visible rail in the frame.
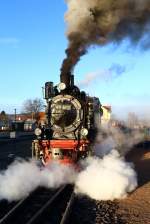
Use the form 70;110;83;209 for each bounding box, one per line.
0;185;74;224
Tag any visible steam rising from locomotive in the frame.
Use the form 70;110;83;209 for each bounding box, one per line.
61;0;150;79
33;0;150;165
32;73;102;165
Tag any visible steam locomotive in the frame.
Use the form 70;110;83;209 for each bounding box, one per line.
32;73;103;165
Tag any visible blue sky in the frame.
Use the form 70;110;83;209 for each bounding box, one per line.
0;0;150;119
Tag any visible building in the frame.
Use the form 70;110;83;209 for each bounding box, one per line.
101;105;111;127
38;112;46;125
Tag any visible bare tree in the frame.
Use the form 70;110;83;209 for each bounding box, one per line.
22;98;44;120
127;112;139;128
0;111;7;120
0;111;9;128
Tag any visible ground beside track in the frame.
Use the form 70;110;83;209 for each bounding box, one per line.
116;144;150;224
0;136;32;170
0;137;33;221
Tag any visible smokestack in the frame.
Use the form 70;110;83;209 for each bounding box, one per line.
60;71;71;88
71;74;74;86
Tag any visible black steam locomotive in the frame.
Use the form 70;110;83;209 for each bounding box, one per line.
32;73;102;165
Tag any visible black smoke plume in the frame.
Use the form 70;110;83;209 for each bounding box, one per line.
61;0;150;84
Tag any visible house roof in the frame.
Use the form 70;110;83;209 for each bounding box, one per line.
102;105;111;112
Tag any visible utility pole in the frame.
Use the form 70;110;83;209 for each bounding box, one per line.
14;108;16;122
14;108;17;131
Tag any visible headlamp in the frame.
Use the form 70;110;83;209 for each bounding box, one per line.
57;82;66;91
34;128;42;136
81;128;88;136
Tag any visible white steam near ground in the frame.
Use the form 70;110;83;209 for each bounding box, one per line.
0;124;142;202
75;126;142;200
75;150;137;200
0;160;76;202
0;153;137;202
94;126;144;157
0;126;139;202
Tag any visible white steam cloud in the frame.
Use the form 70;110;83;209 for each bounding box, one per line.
78;64;126;87
94;126;144;157
0;126;140;202
0;159;76;202
75;150;137;200
0;150;137;202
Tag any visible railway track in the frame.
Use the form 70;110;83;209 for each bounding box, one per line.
0;200;17;220
0;185;74;224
